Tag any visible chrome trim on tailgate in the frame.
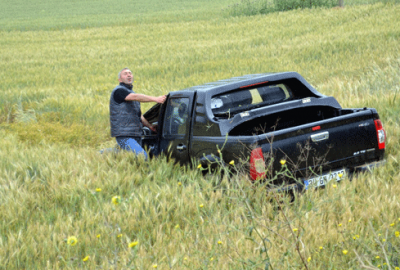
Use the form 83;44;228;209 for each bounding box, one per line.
311;131;329;142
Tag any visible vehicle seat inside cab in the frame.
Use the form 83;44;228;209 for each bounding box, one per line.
231;90;253;108
258;86;286;104
177;103;187;135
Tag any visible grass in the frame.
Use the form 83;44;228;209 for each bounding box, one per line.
0;0;236;31
1;0;400;269
226;0;400;17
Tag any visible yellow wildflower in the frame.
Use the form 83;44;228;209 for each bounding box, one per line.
280;159;286;165
153;264;158;268
67;236;78;246
382;239;386;242
129;241;139;248
217;240;222;245
117;234;123;238
395;231;400;237
178;182;182;186
348;219;352;223
319;246;323;250
229;160;235;165
293;228;298;232
390;223;395;227
307;257;311;262
175;224;180;229
338;223;342;227
112;195;121;205
376;256;380;259
96;234;101;238
378;265;381;268
355;235;360;239
197;164;202;169
95;188;102;192
199;204;204;208
342;250;348;255
210;257;214;261
82;256;90;262
395;267;399;270
338;173;343;178
332;184;337;188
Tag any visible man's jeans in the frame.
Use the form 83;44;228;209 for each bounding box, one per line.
116;136;148;160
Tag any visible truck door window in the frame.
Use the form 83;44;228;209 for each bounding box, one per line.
163;97;189;136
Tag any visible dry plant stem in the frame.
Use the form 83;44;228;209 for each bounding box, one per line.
272;192;309;270
237;178;275;270
258;222;290;243
244;207;275;270
353;249;380;270
368;221;392;270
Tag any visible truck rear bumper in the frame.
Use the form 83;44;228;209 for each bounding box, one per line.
352;160;387;173
267;159;386;193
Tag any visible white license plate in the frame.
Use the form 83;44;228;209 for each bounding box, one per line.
304;169;346;190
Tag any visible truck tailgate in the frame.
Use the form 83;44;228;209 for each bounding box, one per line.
257;109;382;178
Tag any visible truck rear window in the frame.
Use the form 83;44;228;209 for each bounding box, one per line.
211;83;293;117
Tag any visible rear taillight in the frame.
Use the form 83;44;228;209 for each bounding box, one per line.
250;147;266;181
374;119;386;150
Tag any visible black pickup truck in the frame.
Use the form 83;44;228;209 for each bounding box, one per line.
142;72;386;189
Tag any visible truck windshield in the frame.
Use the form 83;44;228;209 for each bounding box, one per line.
211;83;293;117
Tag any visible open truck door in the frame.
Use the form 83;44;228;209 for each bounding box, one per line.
158;91;195;164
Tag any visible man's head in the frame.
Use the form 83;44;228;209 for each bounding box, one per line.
118;68;133;85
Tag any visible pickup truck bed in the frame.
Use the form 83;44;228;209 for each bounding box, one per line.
142;72;386;189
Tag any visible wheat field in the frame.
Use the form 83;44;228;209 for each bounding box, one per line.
1;0;400;269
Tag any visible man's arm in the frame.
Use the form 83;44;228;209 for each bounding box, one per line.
141;115;157;132
126;93;166;104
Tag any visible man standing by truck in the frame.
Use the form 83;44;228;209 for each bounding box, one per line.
109;68;166;159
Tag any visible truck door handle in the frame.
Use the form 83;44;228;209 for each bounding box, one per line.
176;144;187;151
311;131;329;142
